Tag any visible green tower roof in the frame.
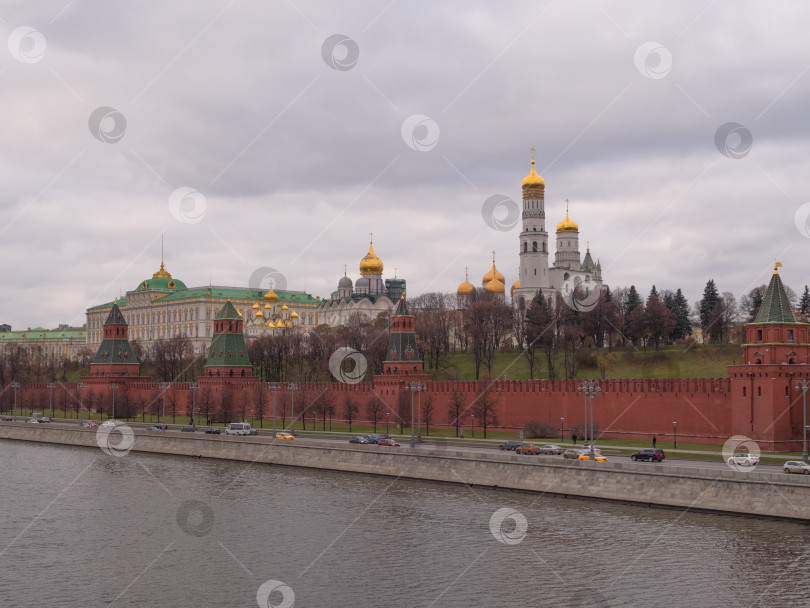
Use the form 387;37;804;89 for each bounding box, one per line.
215;300;241;321
754;267;796;323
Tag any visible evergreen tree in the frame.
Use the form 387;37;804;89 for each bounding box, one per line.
800;286;810;319
624;285;641;336
603;286;612;302
648;285;658;301
671;288;692;340
699;279;720;342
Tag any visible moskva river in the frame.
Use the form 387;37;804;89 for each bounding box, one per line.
0;440;807;608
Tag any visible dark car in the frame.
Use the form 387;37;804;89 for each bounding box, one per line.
362;434;380;444
204;427;221;434
146;424;167;431
631;448;665;462
181;425;195;432
36;417;51;423
350;436;370;444
1;416;13;422
249;428;258;435
499;441;522;451
377;438;400;447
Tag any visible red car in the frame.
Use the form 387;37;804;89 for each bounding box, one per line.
377;438;400;447
515;444;541;455
1;416;13;422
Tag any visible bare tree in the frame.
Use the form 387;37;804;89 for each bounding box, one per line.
343;393;359;432
422;392;434;436
473;380;499;439
366;393;385;433
447;388;466;437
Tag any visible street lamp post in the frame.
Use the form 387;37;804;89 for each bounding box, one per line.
796;380;810;463
407;382;416;448
417;383;423;442
77;382;86;424
10;381;20;418
471;414;475;439
289;383;298;434
673;421;677;449
577;380;601;458
47;383;55;419
328;406;334;431
386;412;390;434
267;383;280;433
160;383;170;429
560;417;564;443
109;383;118;420
190;383;198;427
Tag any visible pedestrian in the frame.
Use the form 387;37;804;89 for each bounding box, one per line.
652;435;657;448
572;433;577;445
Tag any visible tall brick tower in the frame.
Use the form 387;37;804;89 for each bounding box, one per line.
729;263;810;450
89;301;140;378
204;301;253;378
383;295;423;376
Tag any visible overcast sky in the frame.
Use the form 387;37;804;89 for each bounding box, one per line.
2;1;810;329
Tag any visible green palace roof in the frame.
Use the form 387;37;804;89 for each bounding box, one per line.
0;329;86;341
136;277;188;291
754;267;799;324
88;288;318;313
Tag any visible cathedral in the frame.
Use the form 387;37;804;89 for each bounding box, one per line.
459;151;604;309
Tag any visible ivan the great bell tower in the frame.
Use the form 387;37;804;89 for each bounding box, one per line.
513;150;551;307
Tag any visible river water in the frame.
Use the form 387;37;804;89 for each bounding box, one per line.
0;440;808;608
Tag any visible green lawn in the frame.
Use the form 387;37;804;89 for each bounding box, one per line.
436;344;741;381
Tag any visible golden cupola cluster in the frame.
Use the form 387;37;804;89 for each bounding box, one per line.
556;200;579;232
359;238;384;275
263;285;278;302
482;255;505;294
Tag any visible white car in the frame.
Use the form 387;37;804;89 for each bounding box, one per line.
225;422;252;436
783;460;810;474
99;420;119;428
728;453;759;467
25;417;39;423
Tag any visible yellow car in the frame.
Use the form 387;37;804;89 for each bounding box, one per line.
274;432;294;440
578;452;607;461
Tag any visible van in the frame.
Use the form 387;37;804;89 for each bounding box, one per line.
225;422;252;436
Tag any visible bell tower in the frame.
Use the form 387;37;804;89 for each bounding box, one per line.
514;149;550;305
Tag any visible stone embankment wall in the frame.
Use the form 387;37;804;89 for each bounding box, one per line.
2;423;809;521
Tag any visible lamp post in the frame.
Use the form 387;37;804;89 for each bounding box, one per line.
560;417;564;443
47;383;55;419
109;383;118;420
160;383;170;429
673;420;677;449
190;383;198;427
328;406;334;431
10;381;20;418
407;382;416;448
417;383;423;442
77;382;86;424
577;380;601;458
386;412;390;434
267;383;280;433
796;380;810;463
289;383;298;434
471;414;475;439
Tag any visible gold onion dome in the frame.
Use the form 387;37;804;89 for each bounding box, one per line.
521;155;545;191
485;278;505;294
290;311;299;319
252;302;260;310
152;262;172;279
482;260;505;286
281;304;289;311
359;239;384;275
264;303;271;310
263;286;278;302
457;268;475;297
256;309;264;318
511;277;520;295
556;200;579;232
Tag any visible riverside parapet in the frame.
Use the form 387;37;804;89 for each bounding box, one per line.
2;423;809;521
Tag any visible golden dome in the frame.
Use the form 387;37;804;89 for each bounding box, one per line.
152;262;172;279
263;287;278;302
252;302;260;310
264;303;271;310
281;304;289;311
556;200;579;232
485;278;505;294
255;309;264;318
457;267;475;297
511;277;520;294
290;311;299;319
521;151;545;190
482;256;505;286
359;238;384;275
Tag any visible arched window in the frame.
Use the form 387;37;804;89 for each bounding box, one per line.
755;359;762;364
532;242;538;252
523;242;527;253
